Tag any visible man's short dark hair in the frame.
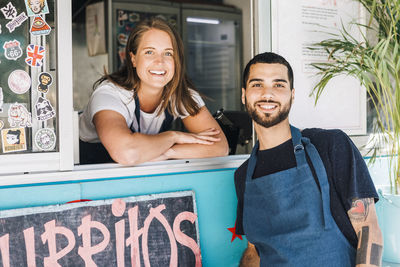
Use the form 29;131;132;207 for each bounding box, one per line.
242;52;294;89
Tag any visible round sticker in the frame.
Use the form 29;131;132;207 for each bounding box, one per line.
118;33;127;45
8;70;31;94
34;128;56;151
129;12;140;22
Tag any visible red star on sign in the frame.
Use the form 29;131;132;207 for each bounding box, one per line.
228;221;243;242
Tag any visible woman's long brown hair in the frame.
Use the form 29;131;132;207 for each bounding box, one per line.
94;18;200;117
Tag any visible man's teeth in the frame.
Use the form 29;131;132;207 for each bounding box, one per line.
259;104;276;110
150;70;165;75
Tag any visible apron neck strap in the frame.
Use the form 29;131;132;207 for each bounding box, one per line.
134;96;141;133
246;125;306;181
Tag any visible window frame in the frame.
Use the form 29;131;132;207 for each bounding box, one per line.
0;0;73;175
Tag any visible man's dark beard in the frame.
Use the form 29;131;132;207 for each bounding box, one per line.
246;98;292;128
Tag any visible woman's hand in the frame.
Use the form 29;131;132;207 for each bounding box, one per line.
150;128;220;162
173;128;221;145
162;107;229;160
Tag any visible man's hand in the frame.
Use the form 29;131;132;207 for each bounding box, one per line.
240;242;260;267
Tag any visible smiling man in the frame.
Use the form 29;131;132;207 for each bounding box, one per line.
235;52;383;266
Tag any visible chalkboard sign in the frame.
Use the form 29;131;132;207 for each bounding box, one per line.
0;191;201;267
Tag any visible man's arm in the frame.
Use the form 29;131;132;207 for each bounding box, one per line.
239;242;260;267
348;198;383;267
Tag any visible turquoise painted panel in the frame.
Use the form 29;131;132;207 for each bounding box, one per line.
0;183;81;210
366;156;393;186
79;169;247;267
376;188;400;263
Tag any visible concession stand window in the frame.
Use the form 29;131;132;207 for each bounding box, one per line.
0;0;73;174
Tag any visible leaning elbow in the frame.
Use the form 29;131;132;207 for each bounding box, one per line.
218;141;229;157
222;144;229;156
111;149;141;166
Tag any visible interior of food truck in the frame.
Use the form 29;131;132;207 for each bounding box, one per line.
71;0;254;161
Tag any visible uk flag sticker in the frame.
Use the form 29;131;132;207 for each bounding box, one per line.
25;44;45;67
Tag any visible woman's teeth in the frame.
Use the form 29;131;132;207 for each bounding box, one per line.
150;70;165;75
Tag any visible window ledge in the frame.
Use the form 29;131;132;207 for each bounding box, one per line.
0;155;249;187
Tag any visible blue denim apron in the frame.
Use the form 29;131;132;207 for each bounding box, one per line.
243;126;355;266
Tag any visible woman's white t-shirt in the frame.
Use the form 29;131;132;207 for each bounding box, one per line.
79;81;205;143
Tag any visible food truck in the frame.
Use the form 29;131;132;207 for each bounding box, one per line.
0;0;397;266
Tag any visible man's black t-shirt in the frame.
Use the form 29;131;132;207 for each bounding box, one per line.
234;128;378;249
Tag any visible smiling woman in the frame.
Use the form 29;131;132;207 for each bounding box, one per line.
79;18;228;165
130;29;175;97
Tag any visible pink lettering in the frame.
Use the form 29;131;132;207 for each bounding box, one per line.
77;215;110;267
173;212;202;267
41;220;75;267
142;205;178;267
112;199;126;267
0;234;10;267
23;227;36;267
126;206;143;267
112;199;126;217
115;220;125;267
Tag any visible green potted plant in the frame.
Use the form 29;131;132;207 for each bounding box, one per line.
309;0;400;262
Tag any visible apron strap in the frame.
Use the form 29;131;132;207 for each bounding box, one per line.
303;138;333;230
133;96;141;132
246;141;259;182
160;107;174;132
290;125;307;167
292;126;332;229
